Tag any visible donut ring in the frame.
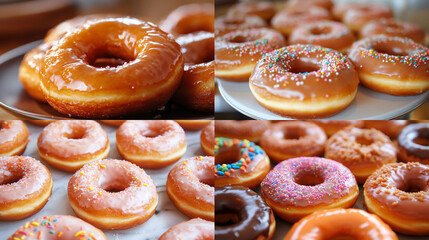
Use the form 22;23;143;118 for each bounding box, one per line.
261;157;358;222
68;159;158;230
325;127;396;184
364;162;429;235
215;137;270;188
41;17;184;118
215;120;270;143
0;120;29;157
215;15;267;36
310;120;364;137
160;3;214;37
284;209;398;240
215;28;285;81
397;123;429;164
341;3;393;31
200;121;214;156
364;120;408;138
226;1;275;22
215;186;276;240
159;218;214;240
260;121;327;163
116;120;187;168
8;215;107;240
360;18;425;44
0;156;52;220
249;44;359;119
175;120;212;131
37;120;110;172
349;35;429;96
289;21;355;53
167;156;214;221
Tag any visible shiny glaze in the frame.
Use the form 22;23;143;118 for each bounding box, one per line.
342;2;393;29
215;15;267;36
215;120;270;141
37;120;109;159
250;44;359;101
8;215;106;240
68;159;158;215
284;209;398;240
364;162;429;220
160;3;214;36
215;186;272;240
0;120;28;155
176;31;214;65
289;21;355;52
215;28;285;71
260;121;326;162
360;18;425;44
325;127;397;168
398;123;429;159
41;17;183;93
116;120;186;156
0;156;51;205
261;157;357;207
226;1;275;21
200;121;215;156
159;218;214;240
271;6;331;34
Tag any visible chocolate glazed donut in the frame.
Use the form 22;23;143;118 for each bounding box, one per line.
398;123;429;164
215;186;275;240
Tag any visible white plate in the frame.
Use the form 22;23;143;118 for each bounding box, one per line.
217;79;428;120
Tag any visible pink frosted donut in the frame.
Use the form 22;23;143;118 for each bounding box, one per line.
0;120;29;157
159;218;214;240
261;157;358;222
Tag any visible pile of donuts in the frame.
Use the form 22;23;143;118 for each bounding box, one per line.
214;120;429;239
0;120;215;239
18;3;214;118
215;0;429;119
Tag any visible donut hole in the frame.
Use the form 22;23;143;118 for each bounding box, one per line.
63;127;87;140
294;172;324;186
0;172;24;185
288;59;320;74
88;46;135;68
372;42;410;56
355;135;374;146
215;146;241;165
228;35;252;43
224;18;244;25
385;22;400;30
288;10;305;16
199;175;215;187
283;130;303;140
413;137;429;146
215;209;241;226
139;124;168;138
397;177;428;193
310;26;332;35
99;175;132;193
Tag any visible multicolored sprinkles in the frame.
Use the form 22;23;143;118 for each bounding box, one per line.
215;137;264;177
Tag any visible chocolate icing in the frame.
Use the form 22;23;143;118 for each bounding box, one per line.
398;123;429;159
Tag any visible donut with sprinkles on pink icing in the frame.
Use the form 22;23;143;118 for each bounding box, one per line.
260;157;358;222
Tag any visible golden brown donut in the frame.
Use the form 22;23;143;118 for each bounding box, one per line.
175;120;212;131
364;120;408;138
0;156;52;221
310;120;364;137
167;156;214;221
325;127;397;184
215;15;267;36
349;35;429;96
340;2;393;31
159;218;214;240
226;1;276;22
40;17;184;118
215;120;270;143
0;120;28;157
200;121;214;156
360;18;425;44
364;162;429;235
260;121;327;163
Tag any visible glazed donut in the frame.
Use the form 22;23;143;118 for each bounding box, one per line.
332;2;361;20
215;120;270;143
215;28;285;81
215;15;267;36
226;1;275;22
173;31;214;112
68;159;158;230
261;157;358;222
289;21;355;53
340;3;393;31
200;121;214;156
0;120;28;157
167;156;214;221
215;186;276;240
0;156;52;220
37;120;110;172
260;121;326;163
364;120;408;138
360;18;425;44
215;137;270;188
284;209;398;240
175;120;212;131
349;35;429;96
160;3;214;37
286;0;333;10
271;7;331;36
364;162;429;235
397;123;429;164
8;215;107;240
99;120;126;126
249;44;359;119
325;127;396;184
159;218;214;240
40;17;184;118
310;120;364;137
116;120;186;168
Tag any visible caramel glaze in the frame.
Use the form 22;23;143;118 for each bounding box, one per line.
226;1;275;22
215;120;270;142
360;18;425;44
342;3;393;30
215;186;273;240
398;123;429;160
